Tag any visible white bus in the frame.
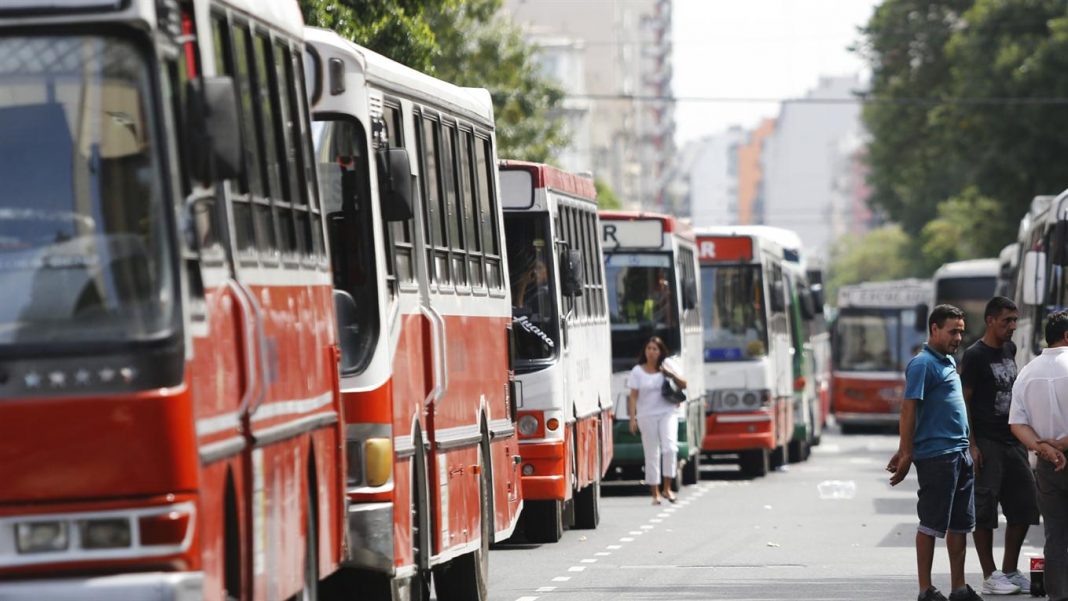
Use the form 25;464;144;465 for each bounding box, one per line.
306;27;522;601
1012;191;1068;368
600;212;706;488
933;258;999;354
499;160;612;543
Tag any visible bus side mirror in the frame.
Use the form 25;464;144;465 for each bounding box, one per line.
376;148;414;222
186;76;243;183
682;279;698;310
1021;251;1047;305
1052;220;1068;266
915;303;929;333
560;249;584;297
810;284;826;314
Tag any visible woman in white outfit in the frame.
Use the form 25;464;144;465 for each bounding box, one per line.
627;336;688;505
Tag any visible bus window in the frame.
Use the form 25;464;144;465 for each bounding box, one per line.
700;262;767;360
505;214;557;363
605;253;679;369
833;309;903;372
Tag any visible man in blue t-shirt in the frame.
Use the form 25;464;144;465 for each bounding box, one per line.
888;304;984;601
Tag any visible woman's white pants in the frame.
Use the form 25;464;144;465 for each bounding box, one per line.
637;413;679;485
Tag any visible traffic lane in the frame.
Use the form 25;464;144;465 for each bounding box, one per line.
482;430;1046;601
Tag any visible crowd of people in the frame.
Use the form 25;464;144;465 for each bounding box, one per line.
887;297;1068;601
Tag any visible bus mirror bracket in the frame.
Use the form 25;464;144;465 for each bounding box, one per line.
1021;251;1047;306
377;148;414;222
185;76;243;183
560;249;584;297
914;303;929;333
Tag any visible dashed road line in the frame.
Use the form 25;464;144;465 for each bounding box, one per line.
552;576;571;582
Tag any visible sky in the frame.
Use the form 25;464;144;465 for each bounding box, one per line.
672;0;882;146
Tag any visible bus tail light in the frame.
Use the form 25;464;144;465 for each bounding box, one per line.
546;417;560;432
364;438;393;487
138;510;191;547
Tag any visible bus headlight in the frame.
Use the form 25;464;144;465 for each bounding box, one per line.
518;414;539;437
81;519;131;549
364;438;393;487
16;521;68;554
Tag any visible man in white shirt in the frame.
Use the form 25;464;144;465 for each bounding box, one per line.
1008;310;1068;601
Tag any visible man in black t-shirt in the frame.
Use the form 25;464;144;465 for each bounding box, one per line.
960;296;1039;595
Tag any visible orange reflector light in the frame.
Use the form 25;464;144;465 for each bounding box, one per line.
546;418;560;431
139;511;191;547
793;376;806;391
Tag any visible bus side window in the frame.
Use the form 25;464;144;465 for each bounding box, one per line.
382;102;413;289
441;122;466;286
457;128;481;289
474;135;501;289
291;48;324;257
418;112;449;286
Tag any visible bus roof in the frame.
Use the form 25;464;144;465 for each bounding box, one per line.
933;258;999;280
0;0;304;38
837;279;932;308
694;225;801;265
499;160;596;203
305;27;494;126
598;210;693;240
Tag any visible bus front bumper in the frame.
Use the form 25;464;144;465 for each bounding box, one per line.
0;572;203;601
519;440;567;500
345;501;394;572
702;412;775;452
835;412;899;426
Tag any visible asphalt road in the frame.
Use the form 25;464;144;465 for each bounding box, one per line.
479;428;1047;601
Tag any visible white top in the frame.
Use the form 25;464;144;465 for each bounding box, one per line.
625;358;683;419
1009;347;1068;440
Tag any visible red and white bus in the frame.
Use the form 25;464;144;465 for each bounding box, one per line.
306;27;522;601
832;280;931;432
499;161;612;543
0;1;344;600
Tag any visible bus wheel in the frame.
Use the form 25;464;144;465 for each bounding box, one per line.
573;444;601;530
681;451;701;485
788;438;808;463
524;500;564;543
740;449;769;478
770;445;789;470
433;451;489;601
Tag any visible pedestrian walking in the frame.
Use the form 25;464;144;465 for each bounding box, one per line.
959;296;1038;595
887;304;985;601
1009;310;1068;601
626;336;687;505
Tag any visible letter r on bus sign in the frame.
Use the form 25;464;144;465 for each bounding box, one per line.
700;241;716;259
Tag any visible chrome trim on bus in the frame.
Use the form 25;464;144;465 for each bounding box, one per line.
394;435;416;459
251;391;334;422
195;411;241;437
253;411;338;447
715;414;773;424
199;436;246;464
344;502;394;572
0;571;204;601
435;425;483;450
429;539;481;568
488;418;515;440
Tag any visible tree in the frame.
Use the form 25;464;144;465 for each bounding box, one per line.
299;0;565;163
857;0;1068;269
595;179;622;209
826;225;917;304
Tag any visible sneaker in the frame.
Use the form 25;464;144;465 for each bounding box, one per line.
982;571;1021;595
1003;570;1031;592
919;586;949;601
951;584;987;600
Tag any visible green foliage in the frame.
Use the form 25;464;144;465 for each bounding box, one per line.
595;179;622;209
826;225;917;304
299;0;565;163
858;0;1068;271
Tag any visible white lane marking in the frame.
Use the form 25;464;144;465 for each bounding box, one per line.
537;587;557;592
515;597;539;601
607;545;622;549
628;530;643;535
657;512;670;517
640;525;654;530
581;558;597;563
552;576;571;582
596;552;611;556
620;537;634;542
664;508;677;513
568;566;586;572
817;480;857;500
650;519;663;523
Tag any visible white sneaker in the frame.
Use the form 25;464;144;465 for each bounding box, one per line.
982;570;1022;595
1004;570;1031;592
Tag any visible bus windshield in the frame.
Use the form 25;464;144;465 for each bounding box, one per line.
936;276;996;350
605;252;680;370
504;213;558;363
834;308;924;372
700;264;767;361
0;36;173;347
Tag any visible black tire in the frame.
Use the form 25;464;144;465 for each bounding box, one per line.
681;451;701;485
787;438;808;464
433;446;490;601
523;500;564;543
770;444;789;470
740;449;770;478
573;443;601;530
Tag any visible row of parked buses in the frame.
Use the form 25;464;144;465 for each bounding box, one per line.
0;3;831;600
827;193;1067;430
